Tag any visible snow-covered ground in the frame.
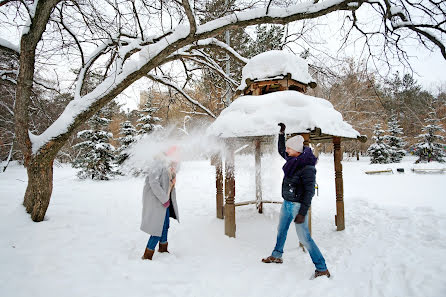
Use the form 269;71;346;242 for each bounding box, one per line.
1;154;445;297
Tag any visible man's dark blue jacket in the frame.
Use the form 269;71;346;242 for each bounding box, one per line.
278;133;317;216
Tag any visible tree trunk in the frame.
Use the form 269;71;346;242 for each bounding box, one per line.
13;0;63;222
23;159;54;222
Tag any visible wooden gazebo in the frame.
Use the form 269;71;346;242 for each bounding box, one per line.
207;51;366;237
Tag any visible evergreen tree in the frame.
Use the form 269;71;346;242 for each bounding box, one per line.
247;25;285;58
413;110;446;163
367;123;390;164
386;112;406;163
137;96;162;135
72;110;117;180
116;120;137;165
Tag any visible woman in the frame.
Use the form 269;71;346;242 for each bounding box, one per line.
141;146;180;260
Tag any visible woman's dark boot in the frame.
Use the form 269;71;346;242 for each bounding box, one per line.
142;248;155;260
158;242;169;253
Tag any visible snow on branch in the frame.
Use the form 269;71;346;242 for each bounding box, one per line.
25;0;374;155
0;37;20;55
146;74;216;119
186;55;239;87
195;0;357;39
388;2;446;59
165;49;238;87
74;39;117;98
182;0;197;35
182;38;250;64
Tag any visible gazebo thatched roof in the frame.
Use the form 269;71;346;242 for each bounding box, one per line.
207;90;361;142
237;50;317;92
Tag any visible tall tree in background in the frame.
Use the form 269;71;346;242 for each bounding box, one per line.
116;120;137;166
246;24;285;57
0;46;19;168
386;112;406;163
137;95;162;135
367;124;390;164
413;108;446;163
323;59;383;155
381;73;433;144
72;107;117;180
1;0;444;221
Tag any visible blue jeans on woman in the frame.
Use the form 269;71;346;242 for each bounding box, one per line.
147;207;170;250
271;200;327;271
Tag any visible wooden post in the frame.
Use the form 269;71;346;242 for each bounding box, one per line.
333;137;345;231
224;145;236;237
255;139;263;213
213;154;224;219
300;133;310;146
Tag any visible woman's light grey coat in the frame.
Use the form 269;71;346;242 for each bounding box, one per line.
140;160;179;236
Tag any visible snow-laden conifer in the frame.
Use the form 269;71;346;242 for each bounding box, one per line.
413;110;446;163
137;96;162;135
72;113;117;180
116;120;137;165
386;113;406;163
367;123;390;164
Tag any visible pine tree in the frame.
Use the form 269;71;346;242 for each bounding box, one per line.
367;123;390;164
137;96;162;135
413;110;446;163
116;120;137;165
72;111;117;180
247;25;285;57
386;113;406;163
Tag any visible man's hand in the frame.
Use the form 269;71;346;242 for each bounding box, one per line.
278;123;286;134
294;214;305;224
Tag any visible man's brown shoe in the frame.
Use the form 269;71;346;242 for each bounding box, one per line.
261;256;283;264
314;269;330;278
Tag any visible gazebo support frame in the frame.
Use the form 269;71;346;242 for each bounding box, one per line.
224;147;236;237
214;133;351;237
333;137;345;231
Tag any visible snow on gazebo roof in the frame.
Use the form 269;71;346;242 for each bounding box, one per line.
237;50;316;91
206;90;360;139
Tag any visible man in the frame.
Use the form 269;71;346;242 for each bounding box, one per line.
262;123;330;279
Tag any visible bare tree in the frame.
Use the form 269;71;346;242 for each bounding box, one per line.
0;0;444;221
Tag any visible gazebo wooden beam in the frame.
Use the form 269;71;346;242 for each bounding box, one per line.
243;76;308;96
255;138;262;213
333;136;345;231
224;146;236;237
211;154;224;219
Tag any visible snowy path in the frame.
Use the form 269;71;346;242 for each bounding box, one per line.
1;155;445;297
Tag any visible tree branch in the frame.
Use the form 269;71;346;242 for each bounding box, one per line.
146;73;216;118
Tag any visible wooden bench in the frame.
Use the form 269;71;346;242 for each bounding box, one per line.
365;169;393;174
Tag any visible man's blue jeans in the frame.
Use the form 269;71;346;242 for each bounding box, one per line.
147;207;170;250
271;200;327;271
